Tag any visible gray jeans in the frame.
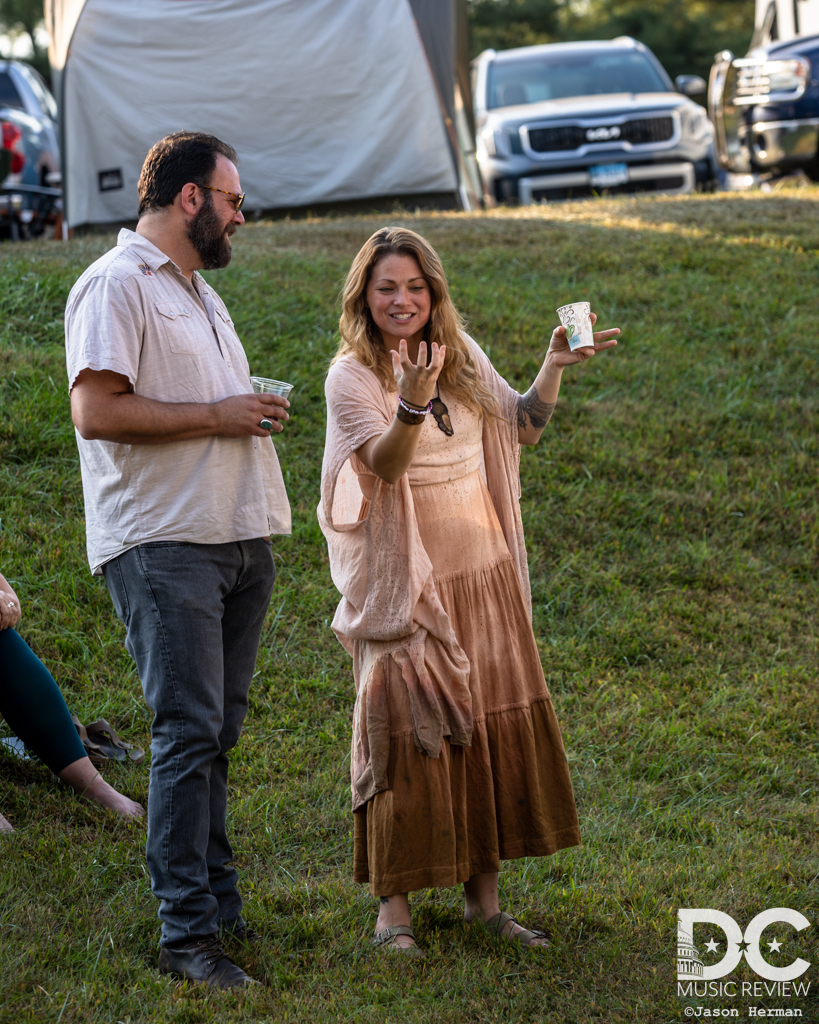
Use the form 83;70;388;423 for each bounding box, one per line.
104;538;275;945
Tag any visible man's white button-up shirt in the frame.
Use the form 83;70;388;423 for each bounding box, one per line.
65;229;291;575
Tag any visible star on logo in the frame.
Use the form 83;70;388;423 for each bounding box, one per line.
737;940;751;953
768;938;782;952
705;938;721;954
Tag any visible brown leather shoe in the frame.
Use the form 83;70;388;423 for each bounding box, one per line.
158;934;256;989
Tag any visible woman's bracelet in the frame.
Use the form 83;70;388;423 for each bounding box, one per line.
396;395;432;427
398;396;432;415
396;404;425;426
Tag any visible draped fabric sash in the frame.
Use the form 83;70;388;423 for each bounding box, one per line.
318;336;529;809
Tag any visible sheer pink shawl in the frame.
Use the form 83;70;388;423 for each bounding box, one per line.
318;336;530;809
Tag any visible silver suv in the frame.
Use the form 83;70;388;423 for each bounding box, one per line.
473;37;718;204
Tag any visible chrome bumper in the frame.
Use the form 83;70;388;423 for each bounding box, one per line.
744;119;819;167
518;162;695;203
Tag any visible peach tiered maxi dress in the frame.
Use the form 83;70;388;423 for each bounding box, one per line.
319;338;580;896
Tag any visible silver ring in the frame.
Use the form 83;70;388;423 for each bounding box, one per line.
259;418;274;431
6;602;14;608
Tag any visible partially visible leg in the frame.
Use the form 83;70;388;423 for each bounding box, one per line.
463;870;500;922
463;871;549;947
0;628;142;816
0;627;87;772
211;538;275;931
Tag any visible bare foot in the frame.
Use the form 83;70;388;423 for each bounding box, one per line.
0;811;14;833
58;756;144;819
82;775;144;818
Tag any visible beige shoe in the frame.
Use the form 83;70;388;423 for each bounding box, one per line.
479;911;551;948
372;925;425;957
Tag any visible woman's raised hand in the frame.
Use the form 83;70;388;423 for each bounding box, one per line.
547;312;620;366
390;339;446;407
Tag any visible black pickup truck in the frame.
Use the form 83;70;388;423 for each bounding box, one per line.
709;34;819;184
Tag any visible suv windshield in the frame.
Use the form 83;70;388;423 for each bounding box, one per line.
487;50;668;108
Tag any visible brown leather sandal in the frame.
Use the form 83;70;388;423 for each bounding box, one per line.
479;911;551;949
71;714;111;767
84;719;144;764
372;925;425;957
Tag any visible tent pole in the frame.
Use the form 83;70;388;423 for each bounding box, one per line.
410;12;479;210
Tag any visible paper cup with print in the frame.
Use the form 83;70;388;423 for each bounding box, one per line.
556;301;594;352
250;376;294;399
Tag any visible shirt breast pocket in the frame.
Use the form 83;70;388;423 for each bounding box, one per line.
215;306;247;369
155;301;201;358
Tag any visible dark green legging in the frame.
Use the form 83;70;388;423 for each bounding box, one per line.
0;628;86;774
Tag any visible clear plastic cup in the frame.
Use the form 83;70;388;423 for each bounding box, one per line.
250;376;294;399
556;301;594;352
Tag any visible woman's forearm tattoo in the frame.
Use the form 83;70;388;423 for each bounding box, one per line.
517;387;556;431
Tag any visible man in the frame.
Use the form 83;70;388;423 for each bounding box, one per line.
65;132;291;989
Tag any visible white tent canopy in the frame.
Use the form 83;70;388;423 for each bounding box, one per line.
45;0;473;228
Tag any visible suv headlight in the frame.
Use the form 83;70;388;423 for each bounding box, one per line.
680;104;709;139
480;128;511;159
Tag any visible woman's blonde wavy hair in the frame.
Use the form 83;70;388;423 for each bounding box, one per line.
333;227;500;419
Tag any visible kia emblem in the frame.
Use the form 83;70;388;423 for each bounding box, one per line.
586;125;621;142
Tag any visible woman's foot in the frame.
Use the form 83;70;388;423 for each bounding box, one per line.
81;774;144;818
465;909;551;948
58;756;144;818
0;811;14;832
375;894;418;950
462;870;550;948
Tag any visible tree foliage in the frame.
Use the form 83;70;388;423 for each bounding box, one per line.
469;0;755;83
0;0;49;79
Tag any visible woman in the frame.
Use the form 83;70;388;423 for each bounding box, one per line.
319;227;618;953
0;570;143;831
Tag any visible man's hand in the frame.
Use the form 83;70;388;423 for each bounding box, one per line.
71;367;289;444
212;393;289;436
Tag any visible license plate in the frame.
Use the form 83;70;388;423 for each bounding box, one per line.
588;163;629;188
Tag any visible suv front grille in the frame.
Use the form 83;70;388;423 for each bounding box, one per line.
527;116;675;153
528;124;585;152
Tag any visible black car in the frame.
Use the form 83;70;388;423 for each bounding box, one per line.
709;35;819;184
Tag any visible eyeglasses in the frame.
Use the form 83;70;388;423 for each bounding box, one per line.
198;183;245;212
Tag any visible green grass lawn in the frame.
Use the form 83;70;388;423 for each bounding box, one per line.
1;190;818;1023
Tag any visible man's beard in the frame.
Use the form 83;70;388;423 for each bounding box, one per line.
187;191;234;269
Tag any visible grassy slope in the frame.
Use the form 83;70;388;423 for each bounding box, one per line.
1;192;818;1023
